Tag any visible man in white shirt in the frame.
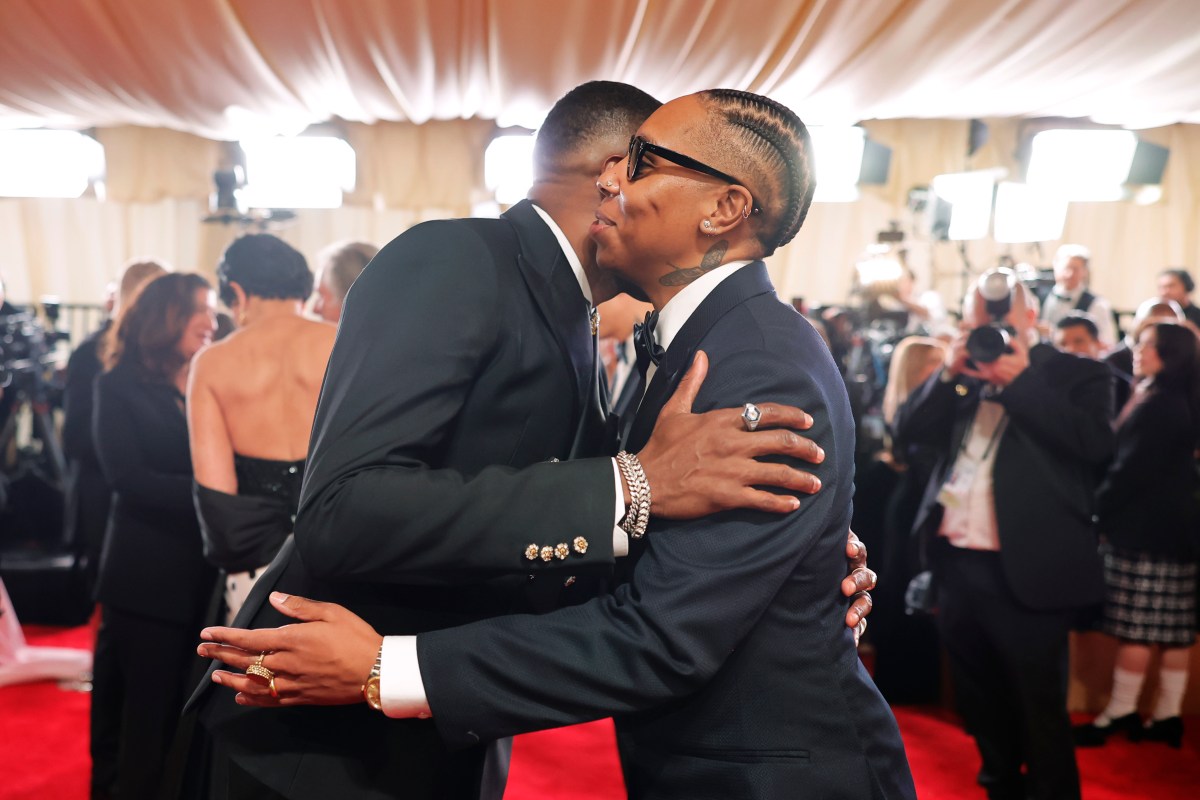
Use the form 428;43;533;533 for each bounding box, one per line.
896;270;1113;800
1039;244;1117;347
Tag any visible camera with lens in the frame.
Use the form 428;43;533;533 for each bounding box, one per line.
965;268;1018;365
0;304;68;393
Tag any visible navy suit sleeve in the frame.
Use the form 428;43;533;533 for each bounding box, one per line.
417;347;848;747
295;221;615;583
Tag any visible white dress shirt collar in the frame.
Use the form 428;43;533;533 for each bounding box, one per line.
531;203;592;305
1053;284;1084;302
653;260;753;352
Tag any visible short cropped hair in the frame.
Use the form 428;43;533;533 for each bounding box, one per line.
1055;312;1100;342
317;240;378;301
1053;244;1091;270
218;234;313;307
1160;268;1195;294
534;81;662;172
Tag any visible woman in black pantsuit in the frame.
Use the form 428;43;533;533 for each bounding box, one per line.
91;272;218;799
1076;322;1200;748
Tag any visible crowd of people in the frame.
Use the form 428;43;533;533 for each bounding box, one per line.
28;83;898;800
835;245;1199;799
0;81;1195;800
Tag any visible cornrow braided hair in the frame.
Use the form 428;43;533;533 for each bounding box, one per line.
699;89;815;252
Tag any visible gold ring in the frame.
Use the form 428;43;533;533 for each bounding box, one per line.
245;652;274;682
269;676;278;698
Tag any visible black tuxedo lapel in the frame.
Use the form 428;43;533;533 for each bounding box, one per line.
503;200;593;426
625;262;776;451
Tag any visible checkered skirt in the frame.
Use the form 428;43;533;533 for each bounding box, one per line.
1102;545;1197;646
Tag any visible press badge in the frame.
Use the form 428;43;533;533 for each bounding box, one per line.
937;403;1006;510
937;456;979;509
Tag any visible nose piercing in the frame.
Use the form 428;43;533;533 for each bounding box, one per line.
605;180;614;188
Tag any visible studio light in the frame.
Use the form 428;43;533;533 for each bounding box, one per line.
0;130;104;198
485;133;536;206
1026;129;1137;202
993;182;1068;243
930;169;1004;241
239;136;356;209
809;126;866;203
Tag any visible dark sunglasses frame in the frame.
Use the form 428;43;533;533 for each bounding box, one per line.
626;135;760;214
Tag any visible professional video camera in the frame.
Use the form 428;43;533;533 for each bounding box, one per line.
0;300;69;509
965;268;1019;365
0;302;69;393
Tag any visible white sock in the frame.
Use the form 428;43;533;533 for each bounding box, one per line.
1095;667;1145;726
1151;668;1189;721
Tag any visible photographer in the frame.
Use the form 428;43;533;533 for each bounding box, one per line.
895;269;1114;800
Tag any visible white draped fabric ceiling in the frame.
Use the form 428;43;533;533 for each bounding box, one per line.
2;0;1200;136
1;0;1200;313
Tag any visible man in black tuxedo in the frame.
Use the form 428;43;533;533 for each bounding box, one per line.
191;82;865;800
895;271;1113;800
205;90;911;800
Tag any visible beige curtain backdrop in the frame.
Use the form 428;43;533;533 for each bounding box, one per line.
4;117;1200;322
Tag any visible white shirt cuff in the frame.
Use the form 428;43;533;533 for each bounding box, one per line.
612;458;629;557
379;635;431;719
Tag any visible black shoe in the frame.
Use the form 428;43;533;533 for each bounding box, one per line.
1073;712;1143;747
1141;716;1184;748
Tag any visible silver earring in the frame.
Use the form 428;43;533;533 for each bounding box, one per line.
742;206;751;219
702;220;712;229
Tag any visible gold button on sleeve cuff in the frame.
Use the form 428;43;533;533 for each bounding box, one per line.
524;544;539;561
572;536;589;555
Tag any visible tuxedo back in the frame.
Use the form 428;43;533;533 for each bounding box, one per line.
194;204;604;800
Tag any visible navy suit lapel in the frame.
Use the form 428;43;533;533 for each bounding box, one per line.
625;262;776;451
503;200;593;425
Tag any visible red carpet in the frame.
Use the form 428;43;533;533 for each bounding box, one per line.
3;623;1199;799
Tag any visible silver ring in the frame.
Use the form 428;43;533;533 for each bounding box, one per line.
742;403;762;431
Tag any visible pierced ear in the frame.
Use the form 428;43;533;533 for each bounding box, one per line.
228;281;247;309
703;185;756;235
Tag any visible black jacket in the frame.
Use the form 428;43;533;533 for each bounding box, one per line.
1097;387;1199;559
419;264;916;800
92;361;216;625
192;201;620;800
894;344;1113;610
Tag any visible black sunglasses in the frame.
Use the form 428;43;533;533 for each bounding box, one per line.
626;135;760;214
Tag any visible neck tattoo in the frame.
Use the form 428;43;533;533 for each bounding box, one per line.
660;240;729;287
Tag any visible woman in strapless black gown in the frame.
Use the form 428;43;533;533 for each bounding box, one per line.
194;454;304;622
186;234;337;623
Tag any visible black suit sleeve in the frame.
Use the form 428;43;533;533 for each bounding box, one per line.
63;336;102;462
892;368;960;448
1095;392;1178;515
997;354;1114;467
295;221;615;584
417;348;844;746
93;375;193;512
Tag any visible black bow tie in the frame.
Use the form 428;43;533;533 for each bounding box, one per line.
632;310;664;376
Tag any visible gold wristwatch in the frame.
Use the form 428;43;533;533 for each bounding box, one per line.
362;644;384;712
